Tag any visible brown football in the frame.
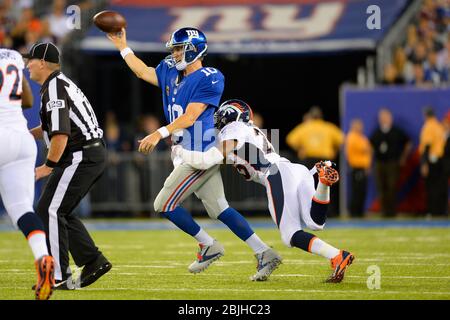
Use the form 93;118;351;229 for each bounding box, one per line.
93;10;127;33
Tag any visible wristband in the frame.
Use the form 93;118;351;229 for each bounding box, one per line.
45;159;58;168
157;126;170;139
120;47;133;59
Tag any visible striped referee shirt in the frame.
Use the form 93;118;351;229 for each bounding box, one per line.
40;71;103;151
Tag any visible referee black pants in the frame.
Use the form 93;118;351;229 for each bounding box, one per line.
37;143;106;281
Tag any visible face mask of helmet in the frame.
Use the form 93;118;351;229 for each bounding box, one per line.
165;41;207;71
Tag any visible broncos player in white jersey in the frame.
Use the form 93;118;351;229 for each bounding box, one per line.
0;48;55;299
175;99;355;283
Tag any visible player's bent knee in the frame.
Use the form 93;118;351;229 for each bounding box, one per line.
153;188;170;213
201;197;229;219
153;198;164;213
306;222;324;231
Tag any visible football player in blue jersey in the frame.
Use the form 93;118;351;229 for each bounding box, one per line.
174;99;355;283
107;28;281;280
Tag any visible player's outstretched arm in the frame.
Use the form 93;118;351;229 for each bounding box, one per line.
107;28;158;87
21;75;33;109
174;139;238;170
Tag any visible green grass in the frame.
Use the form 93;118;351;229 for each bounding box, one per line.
0;226;449;300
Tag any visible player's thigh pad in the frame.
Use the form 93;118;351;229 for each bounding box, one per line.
0;130;37;225
154;163;217;213
266;162;302;247
194;167;229;219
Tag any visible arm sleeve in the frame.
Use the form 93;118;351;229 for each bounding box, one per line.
46;81;70;137
190;72;224;108
155;60;167;91
178;147;224;170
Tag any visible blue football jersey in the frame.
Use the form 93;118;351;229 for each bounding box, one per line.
155;60;225;151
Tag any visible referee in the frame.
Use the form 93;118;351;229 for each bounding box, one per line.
25;42;111;289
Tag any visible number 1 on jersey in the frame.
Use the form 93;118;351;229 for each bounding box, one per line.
168;104;184;123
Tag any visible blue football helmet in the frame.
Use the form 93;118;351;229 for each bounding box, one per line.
165;27;208;71
214;99;254;130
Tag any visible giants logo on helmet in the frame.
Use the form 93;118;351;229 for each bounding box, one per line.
186;30;200;39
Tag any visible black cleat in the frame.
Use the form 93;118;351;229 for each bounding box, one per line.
79;254;112;288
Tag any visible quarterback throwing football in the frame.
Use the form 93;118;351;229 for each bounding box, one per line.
107;28;281;281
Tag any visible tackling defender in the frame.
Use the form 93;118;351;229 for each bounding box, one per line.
175;99;355;283
107;28;281;280
0;48;55;299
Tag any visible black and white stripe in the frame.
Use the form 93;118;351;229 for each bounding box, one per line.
40;71;103;151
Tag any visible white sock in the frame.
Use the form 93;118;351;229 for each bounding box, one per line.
309;237;340;260
27;231;49;260
313;181;330;203
194;229;214;246
245;233;269;254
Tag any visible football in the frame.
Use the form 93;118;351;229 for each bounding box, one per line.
93;10;127;33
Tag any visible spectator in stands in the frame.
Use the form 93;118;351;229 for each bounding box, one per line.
436;34;450;70
0;4;9;47
424;50;449;84
394;47;414;83
345;119;372;217
43;0;71;45
410;62;429;86
286;106;344;216
10;5;43;51
370;108;412;217
419;107;448;216
381;63;404;85
411;42;429;65
404;25;418;58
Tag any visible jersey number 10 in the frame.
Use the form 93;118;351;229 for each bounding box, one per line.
168;103;184;123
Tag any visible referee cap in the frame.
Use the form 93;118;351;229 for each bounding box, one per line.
22;42;60;64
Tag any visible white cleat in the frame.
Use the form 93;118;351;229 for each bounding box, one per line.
188;240;225;274
250;248;282;281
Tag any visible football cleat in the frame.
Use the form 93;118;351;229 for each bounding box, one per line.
250;248;282;281
79;254;112;288
326;250;355;283
188;240;224;274
315;161;339;186
35;255;55;300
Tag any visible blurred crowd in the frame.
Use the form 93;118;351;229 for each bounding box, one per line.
382;0;450;86
0;0;94;52
286;106;450;218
